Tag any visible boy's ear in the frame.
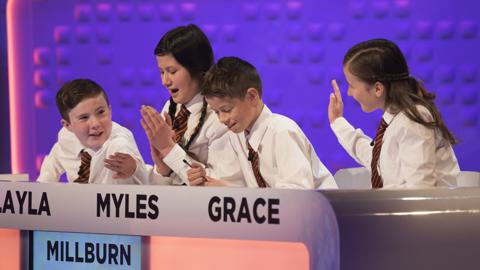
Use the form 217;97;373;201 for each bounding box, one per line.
61;119;72;131
374;82;385;98
245;88;260;103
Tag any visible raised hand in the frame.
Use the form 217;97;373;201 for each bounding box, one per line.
104;152;137;179
328;79;344;123
140;105;175;157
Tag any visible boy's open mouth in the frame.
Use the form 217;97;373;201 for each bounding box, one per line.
89;131;104;137
170;88;179;94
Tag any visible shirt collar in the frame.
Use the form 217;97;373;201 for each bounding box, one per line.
382;109;396;125
181;93;204;115
245;105;271;151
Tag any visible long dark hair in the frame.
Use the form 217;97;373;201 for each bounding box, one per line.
343;38;456;144
154;24;214;150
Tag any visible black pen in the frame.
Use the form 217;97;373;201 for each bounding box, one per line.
183;159;193;168
183;159;208;185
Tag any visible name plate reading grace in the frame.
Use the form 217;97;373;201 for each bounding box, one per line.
208;196;280;224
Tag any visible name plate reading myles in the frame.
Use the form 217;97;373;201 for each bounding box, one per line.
96;193;159;219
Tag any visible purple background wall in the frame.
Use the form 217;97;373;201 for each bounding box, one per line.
18;0;480;178
0;0;10;173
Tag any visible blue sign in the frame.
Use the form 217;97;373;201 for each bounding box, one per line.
32;231;142;270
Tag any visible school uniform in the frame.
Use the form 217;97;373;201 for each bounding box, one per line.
37;122;148;184
331;106;460;188
227;105;337;189
150;93;244;186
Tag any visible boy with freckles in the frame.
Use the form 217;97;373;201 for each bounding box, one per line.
37;78;147;184
187;57;337;189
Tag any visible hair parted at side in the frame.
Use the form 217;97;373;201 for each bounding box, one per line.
201;56;262;99
56;78;109;122
343;38;456;144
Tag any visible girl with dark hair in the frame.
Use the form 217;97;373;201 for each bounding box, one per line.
139;24;242;186
328;38;460;188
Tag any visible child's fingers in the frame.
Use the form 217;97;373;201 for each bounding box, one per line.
164;111;173;127
142;106;162;130
144;108;161;131
104;162;120;172
104;159;122;169
204;177;226;187
113;152;132;160
189;178;206;186
141;119;154;139
191;162;203;168
141;108;156;132
145;105;159;115
329;93;336;105
331;80;343;102
186;167;203;178
189;170;206;180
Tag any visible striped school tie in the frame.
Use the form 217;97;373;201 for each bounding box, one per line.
173;105;190;143
74;150;91;184
370;118;389;188
247;141;268;188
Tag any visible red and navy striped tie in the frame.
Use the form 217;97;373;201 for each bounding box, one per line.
247;141;268;188
74;150;91;184
371;119;389;188
173;105;190;143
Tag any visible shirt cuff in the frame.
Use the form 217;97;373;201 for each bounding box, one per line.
150;164;174;185
162;144;194;185
330;117;353;138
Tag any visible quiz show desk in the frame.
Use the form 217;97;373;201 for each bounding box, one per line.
0;181;339;270
1;181;480;270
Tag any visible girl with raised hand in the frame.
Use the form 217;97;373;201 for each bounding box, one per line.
328;38;460;188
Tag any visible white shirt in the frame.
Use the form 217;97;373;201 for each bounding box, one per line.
330;106;460;188
227;105;337;189
150;93;244;186
37;122;148;184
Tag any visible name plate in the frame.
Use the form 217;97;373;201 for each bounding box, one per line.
33;231;141;269
0;182;339;269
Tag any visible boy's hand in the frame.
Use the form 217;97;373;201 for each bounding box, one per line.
104;153;137;179
203;176;228;187
186;163;227;187
140;105;175;157
186;162;207;186
328;79;344;123
150;146;172;176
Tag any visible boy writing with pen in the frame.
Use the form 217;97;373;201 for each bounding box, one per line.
186;57;337;189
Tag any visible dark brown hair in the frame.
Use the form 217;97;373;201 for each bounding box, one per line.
201;56;262;99
56;78;109;122
343;38;456;144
